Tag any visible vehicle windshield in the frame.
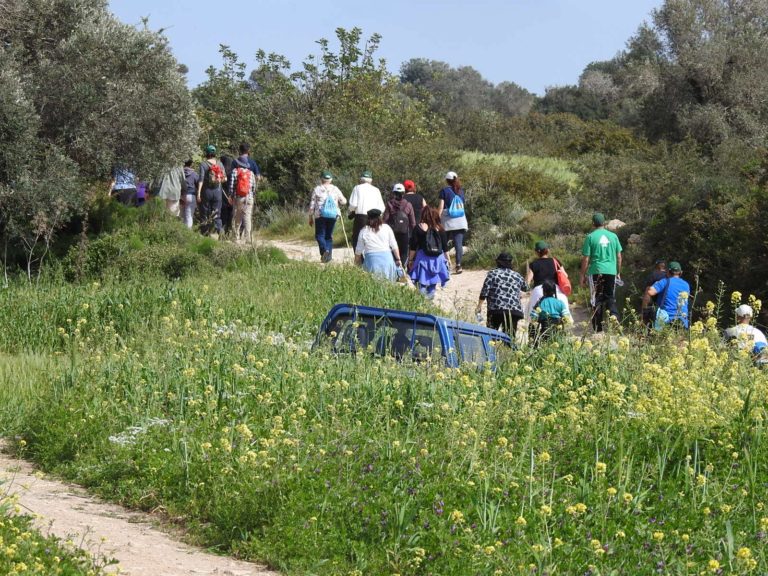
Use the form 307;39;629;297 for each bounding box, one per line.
325;312;442;361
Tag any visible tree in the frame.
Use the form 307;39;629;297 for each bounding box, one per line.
0;0;199;277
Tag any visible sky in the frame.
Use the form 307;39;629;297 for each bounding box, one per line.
108;0;663;96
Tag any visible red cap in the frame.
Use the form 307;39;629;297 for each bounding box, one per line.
403;179;416;191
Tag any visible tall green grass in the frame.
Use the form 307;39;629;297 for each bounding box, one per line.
461;151;580;190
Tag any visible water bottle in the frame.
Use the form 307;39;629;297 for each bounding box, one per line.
475;312;484;324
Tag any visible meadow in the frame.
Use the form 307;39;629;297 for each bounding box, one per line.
0;253;767;575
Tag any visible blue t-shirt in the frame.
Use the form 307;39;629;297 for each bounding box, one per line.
651;276;690;327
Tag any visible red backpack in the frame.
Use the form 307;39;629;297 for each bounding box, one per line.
206;161;226;188
234;167;253;197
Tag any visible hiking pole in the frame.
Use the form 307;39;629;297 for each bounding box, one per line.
338;212;351;258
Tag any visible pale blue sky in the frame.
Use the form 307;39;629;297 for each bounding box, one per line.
109;0;662;95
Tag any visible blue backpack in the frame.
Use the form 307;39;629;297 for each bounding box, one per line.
319;188;338;218
447;191;465;218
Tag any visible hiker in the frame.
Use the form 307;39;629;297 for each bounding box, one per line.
196;145;226;237
526;240;570;319
135;180;148;207
641;259;668;327
403;179;426;226
156;165;185;218
384;183;416;267
725;304;768;358
349;170;385;250
530;279;571;346
475;252;528;338
437;171;468;274
219;153;235;234
182;159;198;229
109;165;138;206
229;153;259;244
580;212;623;332
642;261;690;329
308;170;347;262
407;206;450;299
354;209;401;282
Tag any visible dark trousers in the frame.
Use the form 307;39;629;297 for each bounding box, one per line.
220;197;234;233
112;188;137;206
394;231;410;266
200;188;223;235
487;309;523;337
314;217;337;257
448;229;466;266
351;214;368;251
591;273;619;332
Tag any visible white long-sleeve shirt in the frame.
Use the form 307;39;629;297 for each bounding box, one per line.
348;182;384;215
309;184;347;218
355;224;398;256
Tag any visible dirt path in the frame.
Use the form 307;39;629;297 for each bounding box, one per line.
265;238;592;337
0;448;276;576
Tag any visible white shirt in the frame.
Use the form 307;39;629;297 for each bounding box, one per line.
349;182;385;215
725;324;768;349
355;224;398;256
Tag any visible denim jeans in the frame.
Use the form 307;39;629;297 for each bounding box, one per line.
314;217;337;257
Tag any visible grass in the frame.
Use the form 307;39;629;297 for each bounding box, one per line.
0;261;767;575
461;151;580;190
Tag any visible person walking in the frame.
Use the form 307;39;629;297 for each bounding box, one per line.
196;145;226;237
384;183;416;267
530;279;572;346
403;179;426;226
580;212;623;332
354;209;401;281
156;165;185;218
181;159;198;229
525;240;570;316
229;154;258;244
407;206;450;299
348;170;385;250
725;304;768;358
109;165;138;206
475;252;528;338
437;171;468;274
308;170;347;262
642;261;690;329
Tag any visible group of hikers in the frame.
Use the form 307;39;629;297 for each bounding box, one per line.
111;149;765;358
108;143;262;243
308;169;468;301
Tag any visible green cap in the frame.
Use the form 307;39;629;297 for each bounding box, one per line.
534;240;549;251
204;144;216;155
592;212;605;226
321;170;333;179
668;261;682;272
361;170;372;179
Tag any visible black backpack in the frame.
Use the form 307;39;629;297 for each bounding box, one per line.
389;204;410;234
424;229;443;256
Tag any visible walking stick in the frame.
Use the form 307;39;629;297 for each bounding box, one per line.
338;212;351;257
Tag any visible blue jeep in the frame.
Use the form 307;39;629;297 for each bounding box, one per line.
316;303;512;368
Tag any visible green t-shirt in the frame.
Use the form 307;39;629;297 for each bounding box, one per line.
581;228;622;275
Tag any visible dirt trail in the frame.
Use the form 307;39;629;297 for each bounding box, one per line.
0;448;276;576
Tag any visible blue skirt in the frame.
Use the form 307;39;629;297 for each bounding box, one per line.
363;251;398;282
409;250;450;287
